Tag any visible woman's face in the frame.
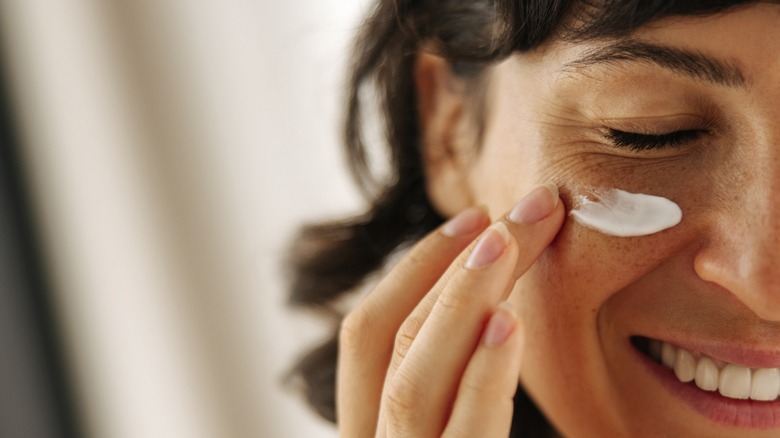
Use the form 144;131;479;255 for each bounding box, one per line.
442;4;780;436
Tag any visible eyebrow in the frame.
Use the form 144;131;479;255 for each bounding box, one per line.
562;40;746;87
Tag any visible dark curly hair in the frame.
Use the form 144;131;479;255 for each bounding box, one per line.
287;1;767;436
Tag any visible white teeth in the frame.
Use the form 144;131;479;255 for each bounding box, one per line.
694;357;719;392
750;368;780;401
652;341;780;402
719;365;752;399
674;349;696;383
661;342;677;369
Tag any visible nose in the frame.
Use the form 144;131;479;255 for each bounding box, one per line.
693;158;780;322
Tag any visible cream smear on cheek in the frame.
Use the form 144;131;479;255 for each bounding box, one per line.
569;189;682;237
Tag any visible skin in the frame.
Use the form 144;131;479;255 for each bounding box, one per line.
337;4;780;437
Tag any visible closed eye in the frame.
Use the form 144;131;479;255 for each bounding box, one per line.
605;129;705;152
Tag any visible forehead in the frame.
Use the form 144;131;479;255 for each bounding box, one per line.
631;4;780;63
556;0;764;41
542;4;780;84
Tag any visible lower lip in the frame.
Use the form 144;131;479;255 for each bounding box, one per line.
633;342;780;430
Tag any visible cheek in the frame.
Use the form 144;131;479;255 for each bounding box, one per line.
466;124;548;218
504;205;700;435
466;142;538;218
471;109;699;310
508;167;708;322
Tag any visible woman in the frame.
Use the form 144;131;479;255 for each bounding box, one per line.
289;0;780;436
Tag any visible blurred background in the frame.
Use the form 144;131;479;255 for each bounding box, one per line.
0;0;367;436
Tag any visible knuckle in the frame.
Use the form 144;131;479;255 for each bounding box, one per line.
393;317;422;361
398;234;441;272
435;286;472;313
339;309;372;352
460;374;502;396
442;399;514;438
383;371;424;426
408;234;438;262
443;426;472;438
393;247;428;280
461;360;505;395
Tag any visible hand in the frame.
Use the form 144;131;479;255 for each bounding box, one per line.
337;184;565;437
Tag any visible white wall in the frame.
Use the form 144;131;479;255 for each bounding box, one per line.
0;0;367;436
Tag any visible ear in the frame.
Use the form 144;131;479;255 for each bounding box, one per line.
415;51;476;217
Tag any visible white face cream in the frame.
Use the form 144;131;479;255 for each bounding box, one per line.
570;189;682;237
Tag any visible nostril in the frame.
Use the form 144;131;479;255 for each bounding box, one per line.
694;247;780;323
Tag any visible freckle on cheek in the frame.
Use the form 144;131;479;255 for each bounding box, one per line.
569;188;682;237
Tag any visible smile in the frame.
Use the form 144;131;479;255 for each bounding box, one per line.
646;339;780;402
632;335;780;429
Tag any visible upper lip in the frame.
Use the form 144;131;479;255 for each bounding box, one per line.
648;336;780;369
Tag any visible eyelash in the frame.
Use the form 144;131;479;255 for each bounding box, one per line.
605;129;705;152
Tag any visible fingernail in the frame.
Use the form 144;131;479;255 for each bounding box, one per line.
482;302;516;347
465;222;510;270
441;207;486;237
507;183;559;224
